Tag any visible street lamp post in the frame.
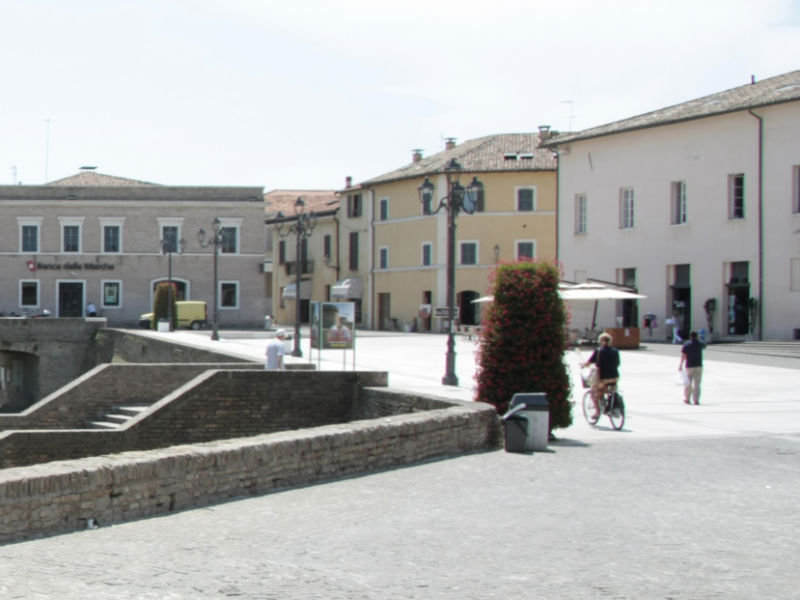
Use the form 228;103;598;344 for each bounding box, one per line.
276;197;316;357
197;218;223;341
160;234;187;332
418;158;484;386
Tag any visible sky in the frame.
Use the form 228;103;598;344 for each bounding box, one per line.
1;0;798;191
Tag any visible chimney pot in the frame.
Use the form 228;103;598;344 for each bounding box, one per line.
412;149;423;163
445;137;457;150
345;176;353;188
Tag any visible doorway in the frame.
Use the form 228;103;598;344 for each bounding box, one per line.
58;282;84;317
727;262;750;335
671;264;691;339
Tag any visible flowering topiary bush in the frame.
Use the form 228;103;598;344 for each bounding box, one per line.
474;260;572;432
152;282;178;330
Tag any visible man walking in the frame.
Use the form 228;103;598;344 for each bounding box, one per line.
265;329;287;371
678;330;705;405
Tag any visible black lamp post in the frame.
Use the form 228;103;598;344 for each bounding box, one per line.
197;217;223;341
160;234;186;332
277;197;316;357
418;158;484;386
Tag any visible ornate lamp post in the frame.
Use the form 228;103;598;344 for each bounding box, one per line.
197;217;223;341
160;234;186;332
276;197;316;357
418;158;484;386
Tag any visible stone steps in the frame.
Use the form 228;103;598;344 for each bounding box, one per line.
87;404;151;430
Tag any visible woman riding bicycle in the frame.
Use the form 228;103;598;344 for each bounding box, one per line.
582;332;620;420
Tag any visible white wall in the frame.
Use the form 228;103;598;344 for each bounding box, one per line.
557;102;800;340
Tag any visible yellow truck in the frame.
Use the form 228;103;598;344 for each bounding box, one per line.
139;300;208;330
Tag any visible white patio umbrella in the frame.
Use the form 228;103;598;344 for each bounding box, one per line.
560;282;647;329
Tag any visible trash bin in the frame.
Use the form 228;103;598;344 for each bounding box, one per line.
509;393;549;451
264;315;273;330
501;403;529;453
157;319;170;332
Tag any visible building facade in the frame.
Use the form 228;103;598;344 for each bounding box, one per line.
544;70;800;341
2;171;267;328
359;133;557;331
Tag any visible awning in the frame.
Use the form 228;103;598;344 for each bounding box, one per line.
331;278;363;299
560;283;647;301
282;280;311;300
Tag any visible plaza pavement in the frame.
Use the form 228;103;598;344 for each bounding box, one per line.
2;329;798;599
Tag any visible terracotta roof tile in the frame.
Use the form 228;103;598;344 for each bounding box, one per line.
263;190;340;217
47;171;160;186
543;69;800;146
361;133;556;186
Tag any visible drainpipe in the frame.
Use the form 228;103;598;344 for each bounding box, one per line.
747;108;764;340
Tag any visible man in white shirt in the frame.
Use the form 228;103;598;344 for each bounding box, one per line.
265;329;287;370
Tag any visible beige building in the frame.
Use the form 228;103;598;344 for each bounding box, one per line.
358;134;557;331
264;190;341;326
2;170;266;328
543;69;800;341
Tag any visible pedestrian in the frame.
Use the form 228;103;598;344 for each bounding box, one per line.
678;330;705;405
86;302;97;317
265;329;287;371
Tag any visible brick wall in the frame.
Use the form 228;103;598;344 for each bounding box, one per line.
0;390;501;543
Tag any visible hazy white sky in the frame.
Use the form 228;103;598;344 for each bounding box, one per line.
1;0;798;190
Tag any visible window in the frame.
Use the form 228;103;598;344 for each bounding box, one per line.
102;280;122;308
474;187;485;213
379;197;389;221
278;240;286;265
22;225;39;252
63;225;81;252
347;193;363;217
516;241;535;260
99;218;124;253
516;187;536;212
422;242;432;266
349;232;359;270
575;194;587;234
671;181;686;225
323;234;332;260
620;188;634;229
103;225;121;253
379;247;388;270
161;225;180;253
220;281;239;308
220;227;238;254
20;280;39;307
460;242;477;265
792;166;800;213
19;218;43;253
729;174;745;219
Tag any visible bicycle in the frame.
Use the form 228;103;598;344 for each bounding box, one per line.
580;367;625;430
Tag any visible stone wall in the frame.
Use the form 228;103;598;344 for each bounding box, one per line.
0;369;388;468
0;389;501;543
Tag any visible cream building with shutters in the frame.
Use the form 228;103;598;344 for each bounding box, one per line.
357;134;557;331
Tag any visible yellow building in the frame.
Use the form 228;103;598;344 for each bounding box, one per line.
264;190;341;327
358;133;557;331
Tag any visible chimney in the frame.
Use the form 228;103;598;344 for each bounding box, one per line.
445;137;457;150
345;176;352;188
538;125;551;140
412;149;423;163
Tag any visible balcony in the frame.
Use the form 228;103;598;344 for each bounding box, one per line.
285;260;314;276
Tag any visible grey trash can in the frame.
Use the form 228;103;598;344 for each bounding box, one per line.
502;403;529;453
509;393;549;451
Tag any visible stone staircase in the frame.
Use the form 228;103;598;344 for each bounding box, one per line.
87;404;151;430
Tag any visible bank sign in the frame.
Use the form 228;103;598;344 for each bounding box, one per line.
30;261;116;272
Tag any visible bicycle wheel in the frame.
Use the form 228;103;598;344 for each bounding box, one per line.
608;393;625;430
582;390;599;425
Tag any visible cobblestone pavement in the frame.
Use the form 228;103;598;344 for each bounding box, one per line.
3;331;798;598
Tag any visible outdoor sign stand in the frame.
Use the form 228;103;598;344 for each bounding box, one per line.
310;301;356;371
